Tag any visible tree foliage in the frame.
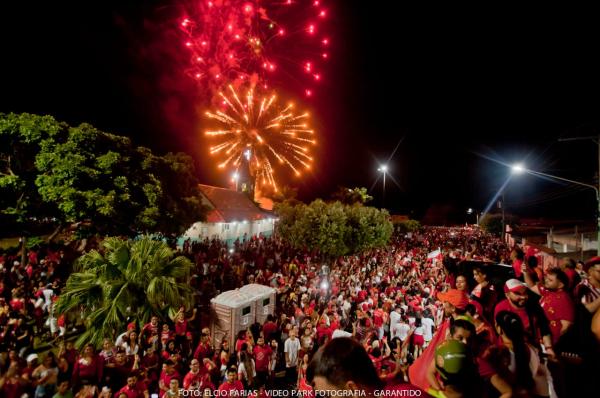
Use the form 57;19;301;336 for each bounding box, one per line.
480;213;502;236
0;113;65;227
55;236;194;348
394;219;422;233
1;113;206;237
274;200;392;258
332;186;373;205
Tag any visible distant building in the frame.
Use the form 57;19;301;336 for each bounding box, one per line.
182;184;276;246
506;219;597;265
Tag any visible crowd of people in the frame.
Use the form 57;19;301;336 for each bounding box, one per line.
1;226;599;398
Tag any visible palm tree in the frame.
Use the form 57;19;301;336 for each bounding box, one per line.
56;236;194;348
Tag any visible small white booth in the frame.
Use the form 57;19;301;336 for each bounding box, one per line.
210;289;255;348
239;284;277;324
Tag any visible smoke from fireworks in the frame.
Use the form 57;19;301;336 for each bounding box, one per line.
205;85;315;192
180;0;330;100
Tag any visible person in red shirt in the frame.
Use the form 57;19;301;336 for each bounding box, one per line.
158;359;180;398
253;337;272;388
262;315;278;342
193;332;213;361
140;316;159;350
183;359;205;390
115;374;147;398
218;368;244;396
493;279;555;360
523;267;575;345
71;344;103;391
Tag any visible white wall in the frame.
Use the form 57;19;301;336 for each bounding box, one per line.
182;218;276;243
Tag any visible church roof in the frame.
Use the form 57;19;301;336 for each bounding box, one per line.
198;184;272;223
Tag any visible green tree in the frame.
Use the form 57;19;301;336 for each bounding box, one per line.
33;120;206;236
479;213;503;236
55;236;193;348
275;200;392;257
145;152;208;235
0;113;66;259
394;219;422;233
332;186;373;205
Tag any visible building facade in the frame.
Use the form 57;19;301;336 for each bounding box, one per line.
181;184;276;246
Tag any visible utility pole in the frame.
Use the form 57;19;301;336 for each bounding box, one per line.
558;134;600;255
383;171;386;208
501;192;505;243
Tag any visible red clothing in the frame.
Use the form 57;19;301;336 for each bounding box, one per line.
564;268;578;289
539;287;575;344
494;299;530;331
235;338;246;353
0;378;25;398
217;380;244;395
512;259;523;278
175;319;187;336
183;370;205;390
253;344;272;372
194;342;212;360
159;370;181;398
116;385;143;398
72;355;103;386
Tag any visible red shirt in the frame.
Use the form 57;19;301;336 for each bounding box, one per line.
116;384;143;398
194;342;212;360
217;380;244;395
253;344;272;372
175;319;187;336
183;370;205;390
539;287;575;344
494;299;530;331
159;370;180;398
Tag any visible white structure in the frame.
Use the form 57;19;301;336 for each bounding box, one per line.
182;184;276;246
239;284;277;324
210;289;255;348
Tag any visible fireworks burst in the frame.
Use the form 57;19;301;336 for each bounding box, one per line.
180;0;331;100
205;85;315;191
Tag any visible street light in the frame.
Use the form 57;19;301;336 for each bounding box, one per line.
511;163;525;174
377;165;388;207
467;208;480;225
508;164;600;255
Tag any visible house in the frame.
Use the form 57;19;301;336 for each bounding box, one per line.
506;218;597;264
181;184;276;246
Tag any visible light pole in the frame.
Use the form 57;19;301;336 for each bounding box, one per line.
377;165;388;207
467;208;479;225
509;164;600;255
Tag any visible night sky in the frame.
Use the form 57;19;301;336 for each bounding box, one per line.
2;1;600;224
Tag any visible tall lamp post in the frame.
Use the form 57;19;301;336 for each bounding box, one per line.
510;163;600;255
377;165;388;208
467;208;480;225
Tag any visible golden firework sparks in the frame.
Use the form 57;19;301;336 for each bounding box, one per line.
205;85;315;191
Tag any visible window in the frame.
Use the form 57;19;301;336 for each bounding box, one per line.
222;224;230;233
242;306;251;316
262;298;270;306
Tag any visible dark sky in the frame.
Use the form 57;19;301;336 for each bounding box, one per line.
2;1;600;223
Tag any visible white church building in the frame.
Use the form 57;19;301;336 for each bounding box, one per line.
181;184;276;246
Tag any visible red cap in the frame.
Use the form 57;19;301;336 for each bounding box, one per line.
437;289;469;310
584;256;600;272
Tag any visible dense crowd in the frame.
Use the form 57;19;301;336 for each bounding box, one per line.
1;226;599;398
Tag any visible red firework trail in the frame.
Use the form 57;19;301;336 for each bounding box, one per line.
179;0;331;100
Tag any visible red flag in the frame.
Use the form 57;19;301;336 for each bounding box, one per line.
408;319;450;391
